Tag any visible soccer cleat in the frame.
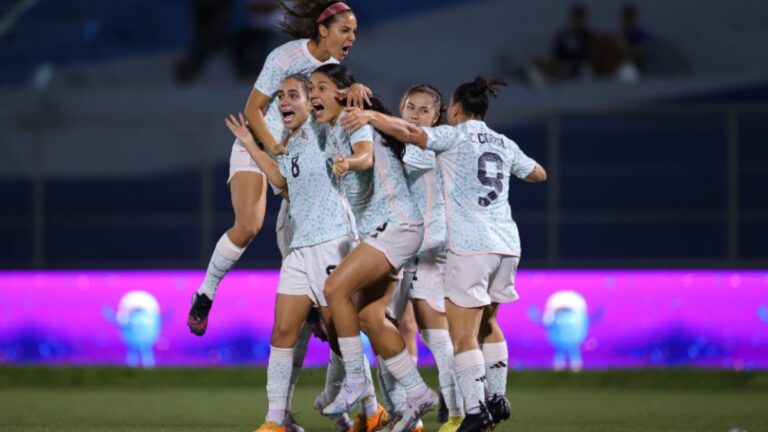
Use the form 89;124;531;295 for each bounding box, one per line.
389;388;438;432
187;292;212;336
410;419;424;432
252;420;286;432
437;416;464;432
322;378;371;415
314;389;354;431
456;402;493;432
438;392;449;423
348;404;388;432
284;411;304;432
486;394;511;428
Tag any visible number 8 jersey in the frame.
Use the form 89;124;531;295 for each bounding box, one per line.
423;120;537;256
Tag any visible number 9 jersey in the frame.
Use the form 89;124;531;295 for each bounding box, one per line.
423;120;537;256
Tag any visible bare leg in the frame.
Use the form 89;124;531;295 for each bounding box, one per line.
324;243;394;338
227;171;267;247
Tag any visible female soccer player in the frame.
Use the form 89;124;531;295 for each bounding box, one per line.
309;64;438;432
340;77;547;432
381;84;466;432
188;0;370;336
224;74;367;432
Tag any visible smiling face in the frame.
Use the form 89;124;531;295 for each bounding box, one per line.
309;72;343;124
319;12;357;60
401;92;440;127
277;77;311;130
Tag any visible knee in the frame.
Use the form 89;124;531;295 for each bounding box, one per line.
399;315;418;338
357;308;381;335
271;321;299;348
323;275;343;305
451;332;479;354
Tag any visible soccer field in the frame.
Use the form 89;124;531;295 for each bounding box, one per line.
1;368;767;431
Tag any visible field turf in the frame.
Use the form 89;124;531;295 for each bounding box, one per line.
1;367;766;431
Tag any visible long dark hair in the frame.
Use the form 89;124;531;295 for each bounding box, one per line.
452;76;507;119
312;64;406;160
278;0;354;40
399;84;446;126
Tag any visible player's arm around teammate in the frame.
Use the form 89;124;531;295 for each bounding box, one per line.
343;77;547;432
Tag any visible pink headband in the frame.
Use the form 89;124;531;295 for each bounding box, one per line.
316;2;352;23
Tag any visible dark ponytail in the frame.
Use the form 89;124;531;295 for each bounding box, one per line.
452;76;507;119
278;0;354;40
312;64;406;160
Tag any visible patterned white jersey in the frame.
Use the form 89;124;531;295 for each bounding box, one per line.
234;39;338;149
423;120;537;256
403;146;446;258
326;122;421;237
277;118;350;249
325;121;375;236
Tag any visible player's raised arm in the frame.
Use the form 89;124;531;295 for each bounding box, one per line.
341;108;428;148
224;113;288;191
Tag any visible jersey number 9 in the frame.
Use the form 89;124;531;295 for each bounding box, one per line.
477;152;504;207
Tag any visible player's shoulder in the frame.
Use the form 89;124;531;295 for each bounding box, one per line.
267;39;309;68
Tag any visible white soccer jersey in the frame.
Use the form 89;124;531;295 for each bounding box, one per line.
235;39;338;149
325;122;375;237
423;120;537;256
403;146;447;258
277;118;351;249
326;122;422;237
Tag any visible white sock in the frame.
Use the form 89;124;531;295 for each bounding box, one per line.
361;354;379;411
383;349;428;404
266;346;294;424
197;233;244;300
423;329;464;417
324;350;346;400
454;349;486;415
482;341;508;398
361;392;379;416
377;355;406;414
286;323;312;410
338;336;367;382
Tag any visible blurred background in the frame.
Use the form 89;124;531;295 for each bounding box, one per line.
0;0;767;370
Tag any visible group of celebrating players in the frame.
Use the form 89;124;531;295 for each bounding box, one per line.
186;2;547;432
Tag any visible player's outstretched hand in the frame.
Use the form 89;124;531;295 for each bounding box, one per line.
332;155;350;177
224;113;255;146
340;107;371;132
338;83;372;109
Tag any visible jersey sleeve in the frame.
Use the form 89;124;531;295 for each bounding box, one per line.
423;125;461;154
254;48;287;97
350;124;374;147
402;145;436;171
507;137;537;179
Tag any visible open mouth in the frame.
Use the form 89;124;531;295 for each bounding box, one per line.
311;100;325;117
280;108;296;123
341;45;351;56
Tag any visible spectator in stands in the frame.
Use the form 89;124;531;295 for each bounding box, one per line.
553;3;594;78
620;4;651;73
174;0;233;83
174;0;282;83
525;4;594;84
229;0;285;80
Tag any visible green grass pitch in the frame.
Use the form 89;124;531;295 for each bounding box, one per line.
1;367;767;431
